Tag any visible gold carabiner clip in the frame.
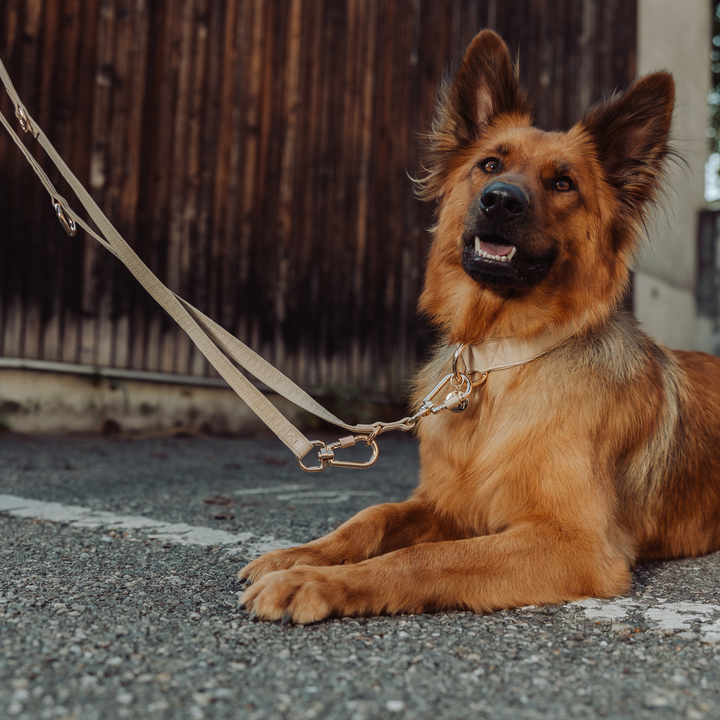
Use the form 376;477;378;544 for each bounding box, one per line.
325;437;379;469
296;435;380;473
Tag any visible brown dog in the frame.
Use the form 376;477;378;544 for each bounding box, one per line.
239;30;720;623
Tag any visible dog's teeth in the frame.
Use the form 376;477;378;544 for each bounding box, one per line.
473;238;517;263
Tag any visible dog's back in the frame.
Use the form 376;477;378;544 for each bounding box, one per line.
647;347;720;560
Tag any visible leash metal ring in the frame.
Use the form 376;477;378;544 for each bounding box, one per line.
53;201;77;236
451;343;468;386
16;106;30;133
295;440;330;473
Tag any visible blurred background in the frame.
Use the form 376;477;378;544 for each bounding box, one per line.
0;0;715;436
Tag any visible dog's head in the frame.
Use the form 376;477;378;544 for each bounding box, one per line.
416;30;675;343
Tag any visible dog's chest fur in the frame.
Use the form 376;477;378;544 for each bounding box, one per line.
411;319;679;544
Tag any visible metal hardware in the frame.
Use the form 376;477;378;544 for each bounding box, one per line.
296;440;332;473
452;343;468;384
411;371;473;419
53;201;77;236
446;389;469;413
297;436;380;473
453;344;488;389
16;106;30;133
321;435;380;469
298;344;484;473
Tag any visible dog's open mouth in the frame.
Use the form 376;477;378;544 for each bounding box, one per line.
461;232;554;289
473;235;517;264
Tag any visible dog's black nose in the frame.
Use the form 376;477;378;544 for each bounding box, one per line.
480;182;528;223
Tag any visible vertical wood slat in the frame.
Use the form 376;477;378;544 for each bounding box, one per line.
274;0;304;373
80;0;113;366
40;0;79;364
21;0;58;362
0;0;639;400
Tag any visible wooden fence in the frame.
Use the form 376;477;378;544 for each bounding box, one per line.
0;0;637;400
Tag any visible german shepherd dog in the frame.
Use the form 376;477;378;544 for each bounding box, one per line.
239;30;720;623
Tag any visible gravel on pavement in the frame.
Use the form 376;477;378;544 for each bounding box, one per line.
1;433;719;720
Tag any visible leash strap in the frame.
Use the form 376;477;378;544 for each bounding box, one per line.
0;59;572;469
0;59;336;459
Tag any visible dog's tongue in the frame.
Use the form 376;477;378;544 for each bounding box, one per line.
479;240;514;257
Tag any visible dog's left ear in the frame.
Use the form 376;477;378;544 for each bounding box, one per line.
578;72;675;208
416;30;532;202
445;30;531;140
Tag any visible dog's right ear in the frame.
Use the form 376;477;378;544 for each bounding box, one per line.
416;30;531;201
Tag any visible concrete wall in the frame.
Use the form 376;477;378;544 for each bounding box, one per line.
635;0;710;350
0;367;305;437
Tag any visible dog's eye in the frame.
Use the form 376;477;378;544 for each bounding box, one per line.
481;159;500;173
554;177;573;192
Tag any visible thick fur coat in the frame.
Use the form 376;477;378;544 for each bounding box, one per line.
239;30;720;623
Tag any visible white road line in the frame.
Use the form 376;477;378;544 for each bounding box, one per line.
234;485;382;505
571;597;720;643
645;602;720;633
0;493;296;555
571;597;637;621
234;484;311;495
276;491;381;504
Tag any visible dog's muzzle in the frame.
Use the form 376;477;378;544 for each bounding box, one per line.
479;181;528;224
461;181;555;290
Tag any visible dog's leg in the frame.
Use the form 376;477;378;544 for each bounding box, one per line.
239;525;631;623
238;499;461;583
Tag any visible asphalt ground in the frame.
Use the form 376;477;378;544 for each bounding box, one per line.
1;432;720;720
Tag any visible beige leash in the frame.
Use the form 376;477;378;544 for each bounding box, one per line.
0;59;572;472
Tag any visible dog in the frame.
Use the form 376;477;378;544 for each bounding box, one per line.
239;30;720;623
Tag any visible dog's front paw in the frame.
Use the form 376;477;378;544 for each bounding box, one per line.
239;566;346;624
238;545;335;584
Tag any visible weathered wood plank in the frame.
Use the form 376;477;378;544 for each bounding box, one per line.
0;0;641;397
